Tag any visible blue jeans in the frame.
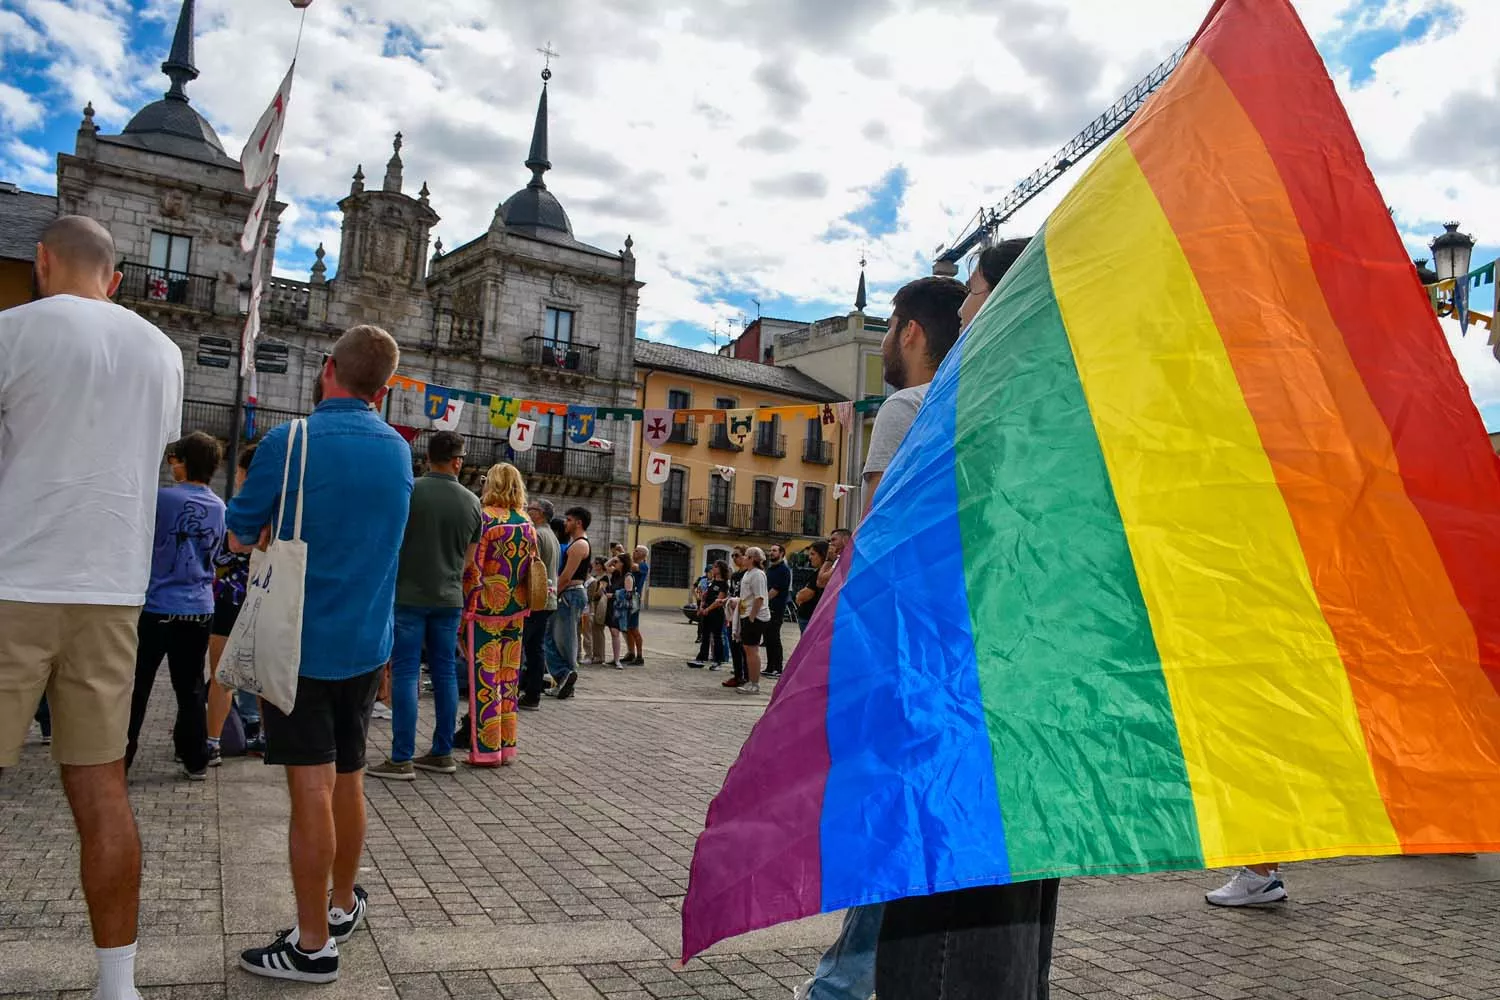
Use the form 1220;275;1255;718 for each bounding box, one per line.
233;688;260;725
544;587;586;679
391;604;463;762
809;904;882;1000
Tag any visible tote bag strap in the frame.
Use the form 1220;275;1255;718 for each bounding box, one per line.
274;419;309;543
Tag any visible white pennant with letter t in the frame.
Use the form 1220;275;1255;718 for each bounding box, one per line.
242;62;296;191
509;417;537;452
775;476;798;509
645;452;672;486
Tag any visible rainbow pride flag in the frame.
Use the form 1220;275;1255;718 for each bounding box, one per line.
682;0;1500;960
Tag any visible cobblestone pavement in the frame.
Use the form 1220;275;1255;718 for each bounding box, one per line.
2;609;1497;999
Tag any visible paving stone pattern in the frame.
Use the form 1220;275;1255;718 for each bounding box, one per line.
1;611;1497;999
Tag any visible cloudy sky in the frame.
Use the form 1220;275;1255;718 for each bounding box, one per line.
2;0;1498;426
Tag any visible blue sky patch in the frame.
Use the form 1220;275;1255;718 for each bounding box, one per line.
842;166;907;238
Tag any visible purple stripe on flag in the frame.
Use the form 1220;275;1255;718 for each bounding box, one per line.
680;556;851;960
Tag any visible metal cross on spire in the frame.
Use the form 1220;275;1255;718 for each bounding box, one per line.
537;42;559;81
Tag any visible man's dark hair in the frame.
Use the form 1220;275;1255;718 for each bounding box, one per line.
428;430;466;465
831;528;852;541
174;431;223;483
973;238;1031;290
550;518;567;542
891;276;967;368
237;442;258;471
565;506;592;530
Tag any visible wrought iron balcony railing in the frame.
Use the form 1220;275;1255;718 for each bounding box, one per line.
524;336;598;376
116;262;216;312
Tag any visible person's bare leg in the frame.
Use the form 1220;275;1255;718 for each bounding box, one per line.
745;646;761;684
61;761;141;947
330;770;365;913
206;636;232;739
285;764;337;950
1247;863;1276;876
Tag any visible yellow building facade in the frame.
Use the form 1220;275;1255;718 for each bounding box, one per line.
630;339;850;608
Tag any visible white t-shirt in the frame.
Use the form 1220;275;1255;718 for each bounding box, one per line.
863;383;929;478
739;567;772;622
0;295;184;605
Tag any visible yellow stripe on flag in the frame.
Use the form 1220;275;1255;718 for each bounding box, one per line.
1044;139;1400;863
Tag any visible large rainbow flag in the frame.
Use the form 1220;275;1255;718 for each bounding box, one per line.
682;0;1500;960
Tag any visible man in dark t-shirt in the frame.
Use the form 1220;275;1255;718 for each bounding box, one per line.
763;544;793;677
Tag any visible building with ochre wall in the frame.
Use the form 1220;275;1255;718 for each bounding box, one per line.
630;340;848;608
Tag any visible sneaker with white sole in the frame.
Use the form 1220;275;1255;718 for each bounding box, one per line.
328;884;368;943
239;927;339;983
412;753;457;774
1205;867;1287;907
370;701;393;720
366;758;415;781
735;682;761;695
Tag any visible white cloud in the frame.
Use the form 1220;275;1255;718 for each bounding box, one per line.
5;0;1500;416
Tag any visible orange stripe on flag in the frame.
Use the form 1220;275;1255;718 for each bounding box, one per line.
1127;50;1500;850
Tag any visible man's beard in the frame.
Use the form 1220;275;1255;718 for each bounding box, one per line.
882;341;907;390
312;376;324;406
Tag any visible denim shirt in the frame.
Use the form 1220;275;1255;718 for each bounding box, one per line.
226;398;413;681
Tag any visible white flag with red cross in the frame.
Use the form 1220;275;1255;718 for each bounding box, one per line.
775;476;798;509
510;417;537;452
645;452;672;486
241;63;295;191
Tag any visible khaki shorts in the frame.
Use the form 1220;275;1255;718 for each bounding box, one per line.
0;600;140;767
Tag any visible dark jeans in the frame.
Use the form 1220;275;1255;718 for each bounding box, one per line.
730;634;746;682
696;619;727;663
126;611;213;773
764;612;786;672
521;609;552;700
876;881;1060;1000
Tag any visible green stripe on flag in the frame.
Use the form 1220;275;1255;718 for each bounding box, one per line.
954;234;1203;877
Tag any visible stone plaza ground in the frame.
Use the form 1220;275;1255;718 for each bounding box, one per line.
1;608;1497;999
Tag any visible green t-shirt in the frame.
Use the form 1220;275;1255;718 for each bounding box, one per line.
535;524;561;611
395;473;482;608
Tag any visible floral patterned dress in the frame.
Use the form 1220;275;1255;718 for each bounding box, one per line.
461;506;538;765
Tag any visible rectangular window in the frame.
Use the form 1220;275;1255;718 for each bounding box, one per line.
545;307;574;345
661;467;686;524
752;479;774;532
534;413;567;450
149;231;192;274
667;389;692;410
803;485;824;537
863;353;887;398
709;473;732;527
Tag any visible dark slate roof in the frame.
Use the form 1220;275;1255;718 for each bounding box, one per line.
0;186;59;262
634;339;843;401
111;99;239;169
502;185;574;237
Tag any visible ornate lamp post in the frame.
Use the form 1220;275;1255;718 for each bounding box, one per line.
1430;222;1475;283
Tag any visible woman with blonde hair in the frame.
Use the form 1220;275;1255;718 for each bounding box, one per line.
458;463;539;765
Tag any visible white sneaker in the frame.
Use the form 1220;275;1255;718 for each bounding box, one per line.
793;979;813;1000
1205;867;1287;907
735;682;761;695
370;701;392;720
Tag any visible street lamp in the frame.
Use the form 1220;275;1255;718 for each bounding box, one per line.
1430;222;1475;282
1413;258;1438;285
237;279;252;315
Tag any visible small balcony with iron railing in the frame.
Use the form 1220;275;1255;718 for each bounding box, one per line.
524;336;599;377
115;261;216;312
753;431;786;458
802;438;833;464
509;445;614;483
668;420;698;446
707;424;742;452
687;499;806;536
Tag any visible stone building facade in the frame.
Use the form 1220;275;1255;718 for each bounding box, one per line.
13;0;643;543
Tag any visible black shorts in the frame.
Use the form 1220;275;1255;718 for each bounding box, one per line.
262;667;382;773
739;618;767;647
211;597;242;638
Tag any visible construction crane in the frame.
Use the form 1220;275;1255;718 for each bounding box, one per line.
932;42;1190;277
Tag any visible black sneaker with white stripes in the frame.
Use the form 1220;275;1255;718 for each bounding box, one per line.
239;927;339;983
329;884;368;943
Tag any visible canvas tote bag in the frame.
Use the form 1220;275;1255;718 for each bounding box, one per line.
217;418;309;714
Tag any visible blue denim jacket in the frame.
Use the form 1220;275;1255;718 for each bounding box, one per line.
226;398;413;681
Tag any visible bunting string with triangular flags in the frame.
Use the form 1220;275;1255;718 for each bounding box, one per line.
1423;256;1498;337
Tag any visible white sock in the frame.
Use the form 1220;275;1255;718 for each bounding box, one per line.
96;942;137;1000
